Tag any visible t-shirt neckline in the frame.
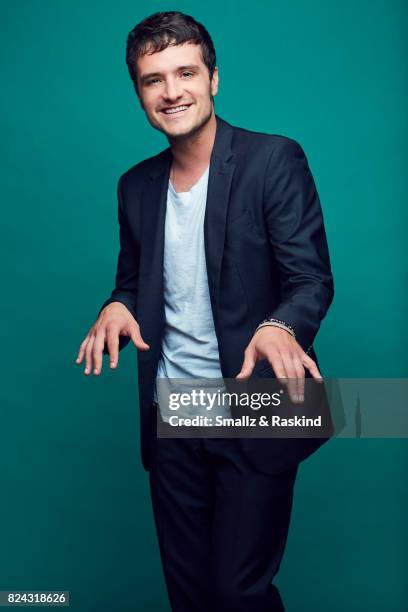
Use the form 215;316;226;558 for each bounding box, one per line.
169;165;209;196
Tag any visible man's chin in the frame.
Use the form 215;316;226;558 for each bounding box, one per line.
149;110;212;141
159;118;196;139
165;125;197;140
147;117;184;138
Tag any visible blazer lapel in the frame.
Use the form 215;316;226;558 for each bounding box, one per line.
138;148;171;345
204;115;236;327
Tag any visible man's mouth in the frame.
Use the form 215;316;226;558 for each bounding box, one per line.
160;104;192;116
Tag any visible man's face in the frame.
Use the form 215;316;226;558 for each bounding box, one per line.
136;42;218;139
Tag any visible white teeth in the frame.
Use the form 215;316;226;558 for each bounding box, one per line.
163;105;189;114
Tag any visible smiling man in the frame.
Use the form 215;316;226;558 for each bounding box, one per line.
76;11;334;612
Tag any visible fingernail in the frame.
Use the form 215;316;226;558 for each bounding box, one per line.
299;395;304;402
94;368;98;374
84;368;89;374
110;362;116;368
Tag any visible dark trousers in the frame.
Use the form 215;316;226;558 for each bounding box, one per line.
148;406;299;612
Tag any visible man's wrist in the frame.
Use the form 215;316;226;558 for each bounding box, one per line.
255;317;296;339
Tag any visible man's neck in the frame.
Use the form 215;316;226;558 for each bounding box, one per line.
168;112;216;175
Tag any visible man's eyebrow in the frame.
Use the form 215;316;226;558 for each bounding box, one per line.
140;65;200;83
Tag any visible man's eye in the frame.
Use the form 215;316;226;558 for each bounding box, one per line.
146;78;161;86
181;71;194;78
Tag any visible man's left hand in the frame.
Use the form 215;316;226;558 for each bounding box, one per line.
235;326;322;404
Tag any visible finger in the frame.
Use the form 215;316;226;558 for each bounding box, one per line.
302;354;323;381
280;352;300;403
236;347;257;379
84;335;95;375
76;335;90;364
129;326;150;351
267;354;287;387
293;356;306;402
106;329;120;368
92;331;106;375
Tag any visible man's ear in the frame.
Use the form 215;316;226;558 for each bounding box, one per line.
211;66;219;97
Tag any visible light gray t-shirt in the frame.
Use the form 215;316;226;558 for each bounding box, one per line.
153;166;230;421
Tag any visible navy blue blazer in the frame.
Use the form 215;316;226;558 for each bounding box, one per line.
100;115;335;474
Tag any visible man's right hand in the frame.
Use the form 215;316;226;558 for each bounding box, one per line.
75;302;150;376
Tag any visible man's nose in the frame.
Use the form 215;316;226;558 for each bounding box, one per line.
163;77;183;101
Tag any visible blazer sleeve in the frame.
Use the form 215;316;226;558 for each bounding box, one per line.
262;140;334;353
99;174;140;355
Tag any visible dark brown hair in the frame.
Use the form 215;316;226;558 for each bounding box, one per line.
126;11;217;95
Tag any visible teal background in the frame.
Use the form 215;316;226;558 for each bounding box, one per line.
1;0;407;610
